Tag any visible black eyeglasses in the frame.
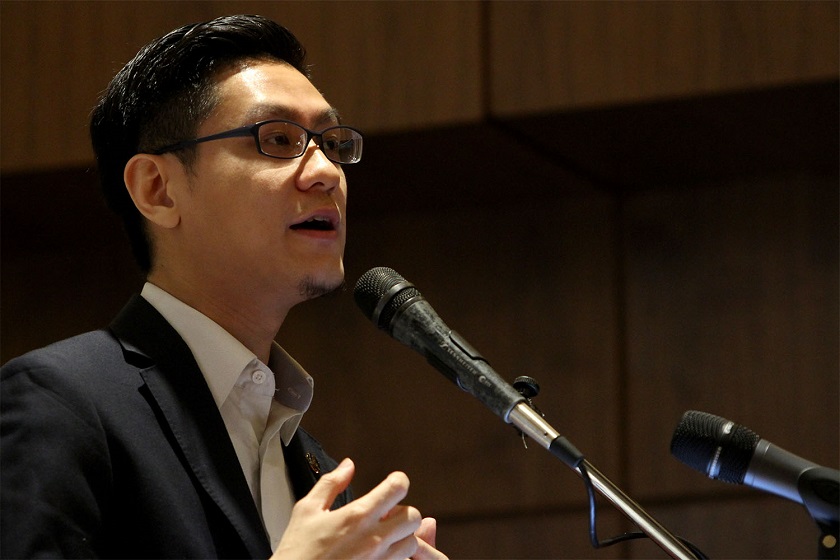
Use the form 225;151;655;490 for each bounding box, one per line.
151;119;364;164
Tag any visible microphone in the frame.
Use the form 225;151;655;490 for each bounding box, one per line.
670;410;839;525
353;266;525;422
355;268;714;558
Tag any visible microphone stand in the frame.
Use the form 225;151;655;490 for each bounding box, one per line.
508;403;702;560
799;467;839;559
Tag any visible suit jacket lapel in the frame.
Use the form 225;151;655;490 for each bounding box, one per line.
111;295;272;558
284;428;353;509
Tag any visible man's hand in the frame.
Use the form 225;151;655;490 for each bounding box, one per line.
273;458;447;560
412;516;445;560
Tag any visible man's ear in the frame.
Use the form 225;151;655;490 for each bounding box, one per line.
123;153;181;229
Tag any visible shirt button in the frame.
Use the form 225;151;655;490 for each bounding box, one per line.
251;370;266;384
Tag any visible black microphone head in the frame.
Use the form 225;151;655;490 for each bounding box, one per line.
670;410;761;484
354;267;423;331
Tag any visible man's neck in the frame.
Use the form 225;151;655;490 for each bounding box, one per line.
146;271;292;364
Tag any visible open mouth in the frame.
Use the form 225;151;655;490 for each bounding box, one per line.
290;216;336;232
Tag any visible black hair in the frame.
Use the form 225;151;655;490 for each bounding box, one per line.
90;14;309;272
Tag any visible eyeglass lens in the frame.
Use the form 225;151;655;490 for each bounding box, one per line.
257;121;362;164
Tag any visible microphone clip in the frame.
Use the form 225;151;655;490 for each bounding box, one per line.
513;376;544;449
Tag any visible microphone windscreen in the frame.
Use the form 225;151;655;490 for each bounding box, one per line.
354;267;401;318
354;267;422;330
670;410;760;484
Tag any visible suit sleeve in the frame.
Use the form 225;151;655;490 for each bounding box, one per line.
1;356;111;559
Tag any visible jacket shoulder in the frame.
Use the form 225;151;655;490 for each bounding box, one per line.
1;329;124;383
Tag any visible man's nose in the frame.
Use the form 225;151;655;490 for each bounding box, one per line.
297;140;341;192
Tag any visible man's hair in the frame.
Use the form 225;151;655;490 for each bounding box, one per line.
90;14;309;273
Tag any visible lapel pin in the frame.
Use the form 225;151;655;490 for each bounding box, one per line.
305;452;321;475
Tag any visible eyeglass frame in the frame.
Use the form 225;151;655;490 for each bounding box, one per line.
150;119;364;164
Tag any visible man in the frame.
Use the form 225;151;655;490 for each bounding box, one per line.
1;14;445;559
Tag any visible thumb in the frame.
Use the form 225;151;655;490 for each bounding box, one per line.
304;457;355;510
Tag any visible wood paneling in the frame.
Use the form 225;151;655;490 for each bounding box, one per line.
279;1;484;133
0;0;483;172
623;175;839;495
626;495;823;558
3;1;837;172
496;81;840;190
439;507;628;559
0;1;221;172
0;168;141;362
489;1;839;115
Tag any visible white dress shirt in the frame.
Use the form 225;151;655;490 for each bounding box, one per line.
141;283;313;551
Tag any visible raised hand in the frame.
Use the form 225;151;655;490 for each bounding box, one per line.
273;458;447;560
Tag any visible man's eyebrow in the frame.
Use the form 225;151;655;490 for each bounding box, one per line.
317;107;342;125
243;104;342;127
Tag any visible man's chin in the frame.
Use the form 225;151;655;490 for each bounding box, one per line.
298;275;346;301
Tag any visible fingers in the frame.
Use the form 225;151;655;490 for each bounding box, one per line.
348;478;421;559
279;461;444;560
375;502;422;558
415;517;437;548
355;470;412;521
411;537;449;560
385;533;421;559
411;517;447;560
379;504;422;534
303;457;355;511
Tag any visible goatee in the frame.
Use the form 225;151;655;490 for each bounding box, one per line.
298;276;346;300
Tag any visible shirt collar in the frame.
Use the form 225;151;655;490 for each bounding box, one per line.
140;282;314;427
267;344;314;445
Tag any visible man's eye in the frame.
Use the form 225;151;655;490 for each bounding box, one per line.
264;133;294;146
322;137;340;151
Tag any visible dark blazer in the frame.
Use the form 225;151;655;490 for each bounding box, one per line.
1;295;351;559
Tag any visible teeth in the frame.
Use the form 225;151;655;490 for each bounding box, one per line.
292;215;334;231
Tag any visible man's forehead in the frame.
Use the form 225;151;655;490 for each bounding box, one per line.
212;62;339;126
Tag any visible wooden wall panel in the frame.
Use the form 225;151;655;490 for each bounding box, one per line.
0;0;482;172
622;174;839;556
5;2;837;171
0;1;218;172
275;1;484;133
205;0;484;132
624;174;839;494
626;496;822;558
0;169;140;363
439;507;627;559
489;1;840;115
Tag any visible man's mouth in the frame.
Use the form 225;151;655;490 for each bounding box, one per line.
290;216;336;232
